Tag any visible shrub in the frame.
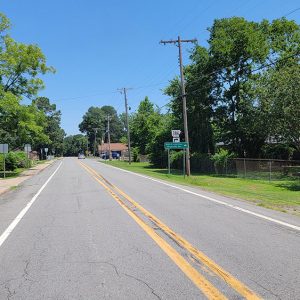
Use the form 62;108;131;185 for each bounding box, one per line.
0;151;32;171
190;152;215;173
211;149;236;174
0;153;17;171
132;147;140;162
13;151;31;168
170;151;184;169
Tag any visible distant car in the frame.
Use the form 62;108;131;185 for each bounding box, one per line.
101;152;109;159
112;151;120;159
78;153;85;159
101;152;120;159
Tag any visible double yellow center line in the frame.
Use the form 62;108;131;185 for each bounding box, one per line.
79;161;261;300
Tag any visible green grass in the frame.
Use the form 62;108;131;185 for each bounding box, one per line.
102;160;300;214
0;168;25;179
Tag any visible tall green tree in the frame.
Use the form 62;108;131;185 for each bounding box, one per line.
164;17;300;158
63;134;87;156
79;105;123;152
130;97;162;155
100;105;123;142
259;64;300;152
207;17;270;157
0;13;58;153
165;46;215;154
33;97;65;155
0;87;49;148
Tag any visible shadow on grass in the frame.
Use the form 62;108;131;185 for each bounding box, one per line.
276;181;300;191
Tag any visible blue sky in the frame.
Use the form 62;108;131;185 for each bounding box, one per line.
1;0;299;135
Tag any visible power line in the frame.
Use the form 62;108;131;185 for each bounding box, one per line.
283;7;300;17
165;50;300;103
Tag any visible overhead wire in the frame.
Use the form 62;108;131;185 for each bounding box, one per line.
173;50;300;101
283;7;300;17
54;5;300;108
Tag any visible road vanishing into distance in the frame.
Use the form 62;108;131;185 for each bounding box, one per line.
0;158;299;299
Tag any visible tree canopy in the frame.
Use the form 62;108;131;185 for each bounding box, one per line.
0;13;63;156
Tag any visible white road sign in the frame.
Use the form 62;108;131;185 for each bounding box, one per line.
0;144;8;154
173;137;180;143
171;130;181;137
24;144;31;152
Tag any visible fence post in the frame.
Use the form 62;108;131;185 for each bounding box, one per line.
243;158;246;178
269;160;272;182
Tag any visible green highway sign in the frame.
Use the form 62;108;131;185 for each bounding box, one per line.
164;142;189;149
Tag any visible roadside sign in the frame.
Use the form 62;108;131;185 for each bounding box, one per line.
44;148;48;153
0;144;8;154
0;144;8;178
24;144;31;152
164;142;188;149
173;137;180;143
171;130;181;137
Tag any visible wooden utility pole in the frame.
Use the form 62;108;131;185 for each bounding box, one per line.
106;115;112;160
160;36;197;176
118;88;132;164
92;128;100;157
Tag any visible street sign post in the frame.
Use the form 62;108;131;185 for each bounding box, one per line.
24;144;32;168
0;144;8;153
164;142;189;176
44;148;49;160
0;144;8;178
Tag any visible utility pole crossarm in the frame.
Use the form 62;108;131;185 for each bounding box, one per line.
160;38;197;45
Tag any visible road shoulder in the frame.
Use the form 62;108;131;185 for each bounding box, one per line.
0;160;58;196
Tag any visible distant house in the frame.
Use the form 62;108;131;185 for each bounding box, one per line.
98;143;128;158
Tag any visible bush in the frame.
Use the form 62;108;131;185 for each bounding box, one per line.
170;151;184;169
0;151;32;171
190;152;215;173
132;147;140;162
0;153;17;171
261;144;295;160
211;149;236;174
13;151;31;168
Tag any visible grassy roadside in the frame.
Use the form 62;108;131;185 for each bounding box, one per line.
0;168;25;179
0;159;53;179
101;160;300;215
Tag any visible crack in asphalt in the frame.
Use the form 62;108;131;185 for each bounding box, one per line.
251;279;282;300
87;261;121;277
123;273;162;300
4;283;16;300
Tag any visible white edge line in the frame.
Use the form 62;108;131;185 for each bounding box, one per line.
0;161;63;248
101;162;300;232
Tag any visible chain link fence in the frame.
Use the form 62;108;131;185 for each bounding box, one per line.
189;157;300;180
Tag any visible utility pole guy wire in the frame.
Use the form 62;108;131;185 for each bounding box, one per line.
160;36;197;176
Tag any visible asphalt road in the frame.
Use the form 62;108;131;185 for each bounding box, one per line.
0;158;299;299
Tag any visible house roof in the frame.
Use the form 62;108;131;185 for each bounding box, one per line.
98;143;128;152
